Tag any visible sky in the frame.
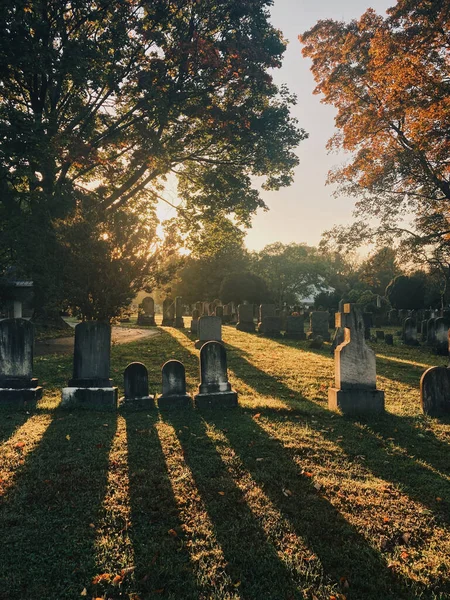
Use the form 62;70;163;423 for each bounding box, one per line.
157;0;394;252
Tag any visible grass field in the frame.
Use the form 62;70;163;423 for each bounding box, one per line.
0;322;449;600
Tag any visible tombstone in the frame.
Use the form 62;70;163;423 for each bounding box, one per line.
308;311;330;342
195;301;203;314
403;318;419;346
434;317;450;355
190;308;200;335
328;304;385;415
421;320;428;343
194;342;238;408
259;316;282;337
376;330;385;341
157;360;192;409
0;319;42;408
195;316;222;349
257;304;276;332
222;303;231;324
215;305;224;319
236;304;255;333
229;302;238;324
61;321;118;410
174;296;184;328
120;362;154;408
284;315;306;340
137;296;156;326
388;309;399;325
362;312;372;340
162;298;175;326
398;309;408;322
280;308;288;331
427;317;436;346
420;366;450;417
385;333;394;346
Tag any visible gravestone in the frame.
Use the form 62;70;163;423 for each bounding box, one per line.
120;362;154;408
190;308;200;335
328;304;385;415
427;317;436;346
376;330;385;341
421;320;428;342
195;316;222;349
257;304;276;332
195;301;203;314
137;296;156;326
236;304;255;333
362;312;372;340
0;318;42;408
215;305;223;319
388;309;398;325
222;304;231;324
259;316;282;337
157;360;192;409
61;321;117;410
284;315;306;339
403;318;419;346
434;317;450;355
194;341;238;408
308;311;330;341
420;366;450;417
174;296;184;328
162;298;175;326
385;333;394;346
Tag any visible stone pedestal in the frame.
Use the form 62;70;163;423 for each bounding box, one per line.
158;360;192;409
194;342;238;408
61;322;117;410
195;316;222;349
328;388;385;414
236;304;255;332
119;362;154;409
0;319;42;409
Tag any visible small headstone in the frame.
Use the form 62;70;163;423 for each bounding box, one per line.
257;304;276;332
222;304;231;324
195;316;222;349
420;366;450;417
162;298;175;326
308;311;330;341
157;360;192;409
215;305;223;319
174;296;184;328
259;316;282;337
190;308;200;334
284;315;306;340
137;296;156;326
376;330;385;341
385;333;394;346
236;304;255;333
403;318;419;346
194;342;238;408
0;318;42;408
61;321;117;410
427;317;436;346
421;320;428;342
120;362;154;409
434;317;450;355
328;304;385;415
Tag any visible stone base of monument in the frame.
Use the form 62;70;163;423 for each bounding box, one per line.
194;390;238;408
420;366;450;417
236;322;255;333
61;387;118;410
119;395;155;410
157;393;192;409
161;319;175;327
283;332;306;340
137;315;156;326
328;387;385;415
174;317;185;328
0;386;43;409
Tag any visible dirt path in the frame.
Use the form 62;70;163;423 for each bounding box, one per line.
35;326;160;356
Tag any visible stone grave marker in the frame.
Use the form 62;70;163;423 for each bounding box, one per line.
215;305;223;319
194;341;238;408
385;333;394;346
162;298;175;326
421;358;450;417
328;304;385;415
137;296;156;326
284;315;306;340
157;360;192;409
120;362;154;408
190;308;200;334
259;316;282;337
61;321;117;410
257;304;276;332
403;317;419;346
236;304;255;333
0;318;42;408
308;311;330;341
195;316;222;349
434;317;450;355
174;296;184;328
427;317;436;346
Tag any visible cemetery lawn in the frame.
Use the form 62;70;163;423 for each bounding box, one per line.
1;324;449;600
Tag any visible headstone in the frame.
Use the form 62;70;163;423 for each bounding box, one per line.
308;311;330;341
259;316;282;337
421;320;428;342
137;296;156;326
222;303;231;324
362;312;372;340
388;309;398;325
236;304;255;333
376;330;385;341
328;304;385;415
403;318;419;346
284;315;306;340
190;308;200;334
162;298;175;326
194;342;238;408
195;301;203;314
215;305;223;318
420;366;450;417
257;304;276;332
195;316;222;349
427;318;436;346
120;362;154;408
385;334;394;346
0;319;42;408
174;296;184;328
61;321;118;410
434;317;450;355
157;360;192;409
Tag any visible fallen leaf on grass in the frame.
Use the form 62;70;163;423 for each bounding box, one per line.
168;528;178;537
92;573;111;584
14;442;25;449
218;491;225;496
303;471;313;478
400;551;409;560
253;413;261;419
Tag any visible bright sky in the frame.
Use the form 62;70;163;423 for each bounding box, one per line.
157;0;394;251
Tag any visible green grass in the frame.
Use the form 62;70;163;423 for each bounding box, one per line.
0;323;449;599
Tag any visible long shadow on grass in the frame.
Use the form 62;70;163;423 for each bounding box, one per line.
124;411;200;599
0;409;117;600
226;343;450;526
161;409;305;600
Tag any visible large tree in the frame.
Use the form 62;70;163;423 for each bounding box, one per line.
0;0;305;317
300;1;450;257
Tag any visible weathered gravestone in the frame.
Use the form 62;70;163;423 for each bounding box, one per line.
376;330;385;341
259;316;282;337
434;317;450;355
137;296;156;326
421;320;428;343
388;309;399;325
427;317;436;346
308;311;330;342
120;362;154;408
420;331;450;416
284;315;306;340
157;360;192;409
0;318;42;408
222;303;231;324
174;296;184;328
236;304;255;333
61;321;118;410
328;304;385;415
194;341;238;408
385;333;394;346
195;316;222;349
190;308;200;335
403;318;419;346
162;298;175;326
257;304;276;332
215;305;223;319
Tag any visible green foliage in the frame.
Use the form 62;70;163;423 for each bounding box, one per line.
219;272;269;305
313;290;340;310
385;275;426;309
359;247;402;296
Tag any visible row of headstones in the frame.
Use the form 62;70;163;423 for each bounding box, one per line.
0;319;237;410
402;316;450;355
388;308;444;326
137;296;185;328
